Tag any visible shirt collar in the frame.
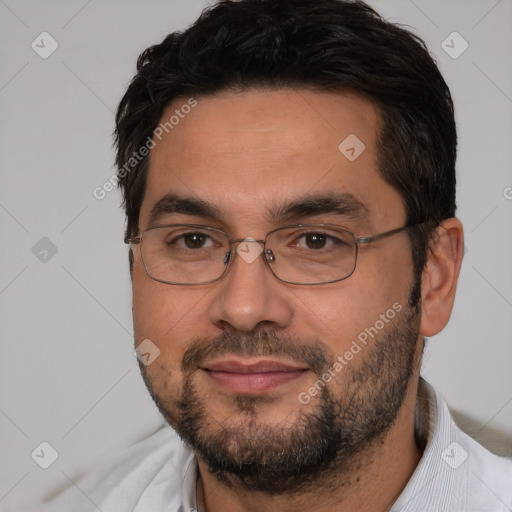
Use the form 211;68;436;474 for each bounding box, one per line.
180;452;199;512
390;378;460;511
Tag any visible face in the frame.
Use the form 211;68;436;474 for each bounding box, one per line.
132;89;422;492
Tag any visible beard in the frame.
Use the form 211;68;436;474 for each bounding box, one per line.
139;299;421;495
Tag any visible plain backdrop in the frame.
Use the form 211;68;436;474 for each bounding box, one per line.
0;0;511;510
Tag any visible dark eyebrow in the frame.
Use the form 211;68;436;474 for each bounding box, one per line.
266;193;368;224
147;194;222;227
146;192;368;228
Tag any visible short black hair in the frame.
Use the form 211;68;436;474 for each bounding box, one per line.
115;0;457;300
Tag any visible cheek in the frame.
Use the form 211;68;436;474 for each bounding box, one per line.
294;248;413;347
293;288;371;344
132;267;206;366
133;271;187;359
353;244;413;317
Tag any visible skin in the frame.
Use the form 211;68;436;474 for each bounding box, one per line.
131;88;464;512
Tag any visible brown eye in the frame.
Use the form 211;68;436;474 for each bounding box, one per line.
183;233;209;248
305;233;327;249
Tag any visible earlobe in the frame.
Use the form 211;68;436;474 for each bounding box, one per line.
419;218;464;337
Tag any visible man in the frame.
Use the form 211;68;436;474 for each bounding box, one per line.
49;0;512;510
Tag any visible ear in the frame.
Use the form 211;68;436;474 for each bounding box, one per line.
419;218;464;337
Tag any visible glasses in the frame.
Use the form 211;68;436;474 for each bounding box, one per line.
126;223;418;286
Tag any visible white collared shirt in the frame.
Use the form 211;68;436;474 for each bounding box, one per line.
46;380;512;511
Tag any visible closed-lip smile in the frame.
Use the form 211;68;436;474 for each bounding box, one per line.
200;357;309;394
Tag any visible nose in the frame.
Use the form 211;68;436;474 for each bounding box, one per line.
207;240;295;333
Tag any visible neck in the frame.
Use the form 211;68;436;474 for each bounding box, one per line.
196;376;425;512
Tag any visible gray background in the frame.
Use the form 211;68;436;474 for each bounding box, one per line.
0;0;511;510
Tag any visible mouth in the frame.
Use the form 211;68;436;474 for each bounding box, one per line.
200;357;309;394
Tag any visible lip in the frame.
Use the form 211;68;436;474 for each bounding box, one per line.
201;358;309;394
203;358;308;373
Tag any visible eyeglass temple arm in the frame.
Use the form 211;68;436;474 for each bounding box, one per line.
125;236;141;245
355;225;411;245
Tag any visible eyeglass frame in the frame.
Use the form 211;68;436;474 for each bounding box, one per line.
125;221;429;286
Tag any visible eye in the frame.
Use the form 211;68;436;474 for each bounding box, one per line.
167;231;217;249
295;232;338;250
181;233;212;249
303;233;329;249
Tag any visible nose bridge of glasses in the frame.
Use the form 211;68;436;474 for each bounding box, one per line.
230;237;265;246
229;237;267;262
228;237;264;253
221;237;279;272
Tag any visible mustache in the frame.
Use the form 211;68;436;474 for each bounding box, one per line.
182;330;332;376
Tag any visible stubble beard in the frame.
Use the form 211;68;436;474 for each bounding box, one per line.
140;301;421;495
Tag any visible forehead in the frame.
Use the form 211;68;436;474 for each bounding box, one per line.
141;88;405;231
